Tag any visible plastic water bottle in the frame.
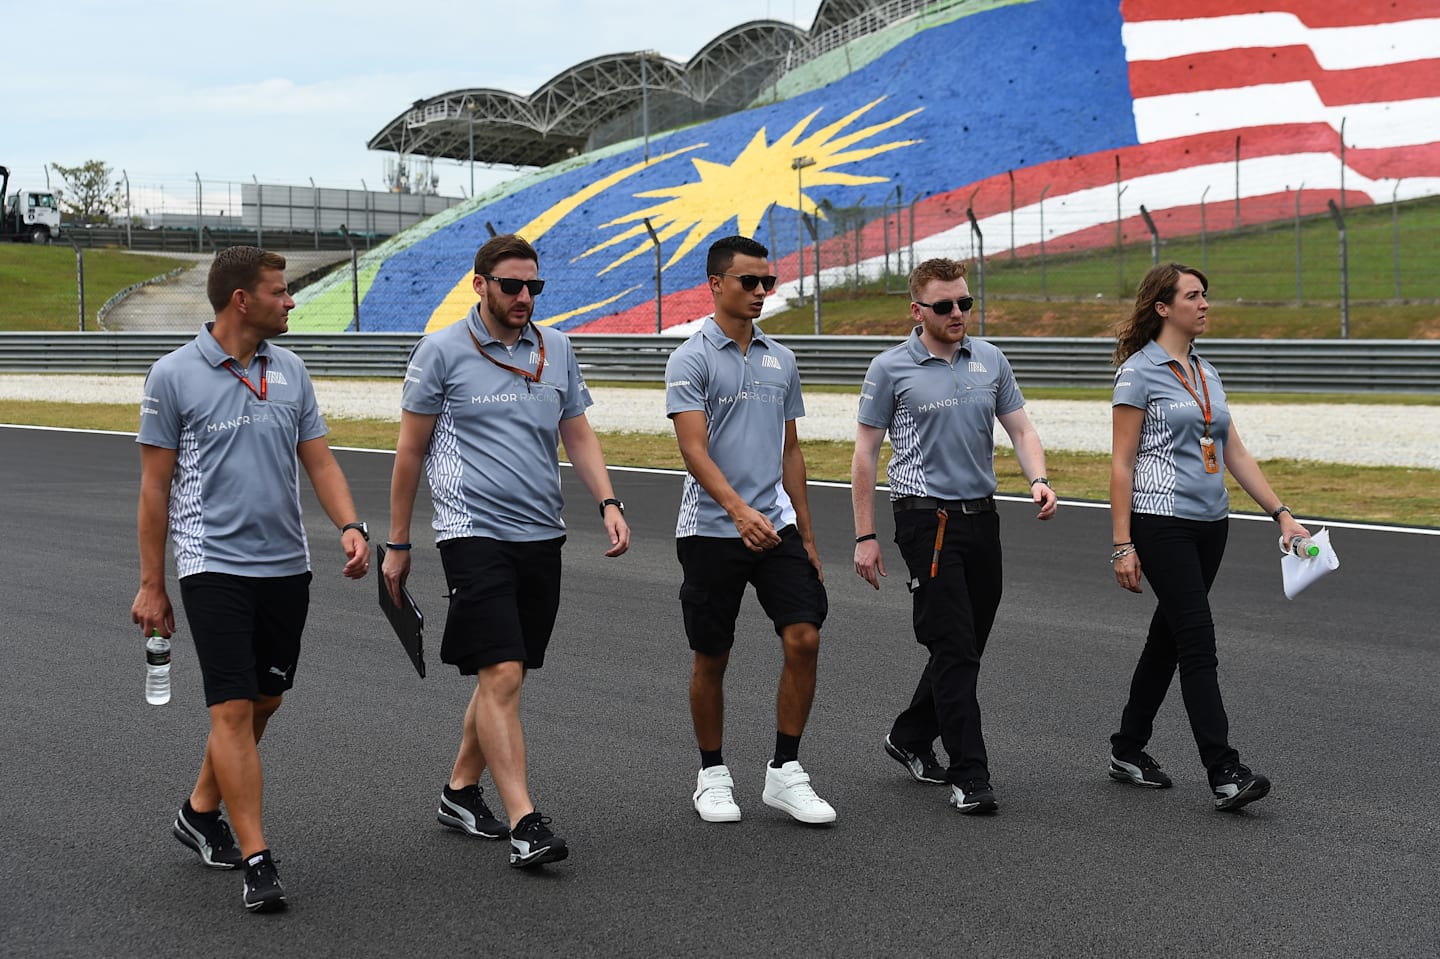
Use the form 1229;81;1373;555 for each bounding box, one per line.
145;631;172;705
1288;534;1320;559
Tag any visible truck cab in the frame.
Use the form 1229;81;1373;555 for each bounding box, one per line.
0;166;62;243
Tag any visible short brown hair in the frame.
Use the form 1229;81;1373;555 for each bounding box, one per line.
207;246;286;312
908;258;969;301
474;234;539;276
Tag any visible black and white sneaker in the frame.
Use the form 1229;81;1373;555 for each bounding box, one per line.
508;812;568;868
1211;762;1271;811
884;734;947;785
173;805;243;869
438;784;509;839
1109;751;1174;789
241;850;287;913
948;779;999;814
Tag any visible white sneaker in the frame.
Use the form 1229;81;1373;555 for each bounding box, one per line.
762;761;837;824
693;765;742;822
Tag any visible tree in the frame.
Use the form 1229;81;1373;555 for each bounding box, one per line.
49;159;123;224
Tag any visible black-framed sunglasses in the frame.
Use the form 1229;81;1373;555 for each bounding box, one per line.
914;296;974;315
716;272;778;292
482;274;546;297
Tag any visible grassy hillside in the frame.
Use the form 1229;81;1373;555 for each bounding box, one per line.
0;246;189;331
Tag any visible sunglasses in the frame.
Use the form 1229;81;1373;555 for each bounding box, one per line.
914;296;974;315
482;274;546;297
716;273;778;292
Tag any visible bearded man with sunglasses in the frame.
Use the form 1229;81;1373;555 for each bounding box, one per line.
665;235;836;827
383;233;630;868
851;257;1056;815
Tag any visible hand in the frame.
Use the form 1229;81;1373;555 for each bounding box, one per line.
341;529;369;579
131;584;175;638
1113;550;1142;593
381;547;411;606
732;506;780;552
854;539;885;590
602;512;631;558
1278;515;1312;548
1032;482;1058;521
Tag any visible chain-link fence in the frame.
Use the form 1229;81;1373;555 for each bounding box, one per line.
11;175;1439;336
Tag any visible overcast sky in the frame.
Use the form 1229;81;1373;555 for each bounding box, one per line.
4;0;823;206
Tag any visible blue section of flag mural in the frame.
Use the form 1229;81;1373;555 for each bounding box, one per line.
360;0;1138;333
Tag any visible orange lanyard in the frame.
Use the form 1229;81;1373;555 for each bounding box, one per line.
224;356;267;401
1167;358;1212;439
468;324;545;389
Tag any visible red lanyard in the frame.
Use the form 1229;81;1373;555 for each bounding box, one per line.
224;355;267;401
1167;357;1211;438
468;324;545;388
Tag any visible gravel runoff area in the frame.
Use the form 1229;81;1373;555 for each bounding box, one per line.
2;373;1436;469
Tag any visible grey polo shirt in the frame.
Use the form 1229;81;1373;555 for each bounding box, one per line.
137;322;328;579
665;317;804;538
1113;338;1232;521
403;305;591;543
857;329;1025;501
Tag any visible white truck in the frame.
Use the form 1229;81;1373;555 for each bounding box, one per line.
0;166;62;243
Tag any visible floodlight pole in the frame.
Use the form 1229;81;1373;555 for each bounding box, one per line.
467;99;477;196
792;156;815;298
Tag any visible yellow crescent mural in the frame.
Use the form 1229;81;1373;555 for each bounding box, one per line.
424;144;706;332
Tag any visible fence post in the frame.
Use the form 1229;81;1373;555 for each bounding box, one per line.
1007;170;1016;262
253;176;263;248
907;191;925;277
1200;185;1210;273
310;177;320;250
1233;135;1241;231
1039;183;1050;299
69;239;86;331
1294;184;1304;303
339;225;360;331
1391;179;1402;300
1114;156;1126;299
1139;205;1159;266
966;207;985;336
1326;198;1349;339
643;217;662;334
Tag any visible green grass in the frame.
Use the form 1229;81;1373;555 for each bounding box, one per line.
4;399;1436;528
0;246;190;331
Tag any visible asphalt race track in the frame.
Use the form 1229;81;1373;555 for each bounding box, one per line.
2;426;1437;958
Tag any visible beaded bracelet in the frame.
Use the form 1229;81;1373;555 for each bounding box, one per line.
1109;544;1137;563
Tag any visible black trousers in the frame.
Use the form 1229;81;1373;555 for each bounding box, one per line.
1112;512;1240;774
889;508;1003;783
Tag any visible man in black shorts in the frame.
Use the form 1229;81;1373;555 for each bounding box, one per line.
665;235;835;825
132;247;370;912
382;234;630;867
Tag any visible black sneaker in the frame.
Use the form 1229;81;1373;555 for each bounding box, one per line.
1109;751;1174;789
241;850;287;913
1210;762;1271;811
508;812;568;868
884;734;947;785
173;805;243;869
438;784;509;839
948;779;999;814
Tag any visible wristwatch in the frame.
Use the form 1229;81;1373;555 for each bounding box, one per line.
599;498;625;517
341;521;370;541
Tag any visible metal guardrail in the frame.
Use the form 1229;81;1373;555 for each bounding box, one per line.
0;332;1437;392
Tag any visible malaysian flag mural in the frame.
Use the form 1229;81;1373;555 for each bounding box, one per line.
292;0;1440;334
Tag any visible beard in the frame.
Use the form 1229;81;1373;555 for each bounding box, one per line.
484;288;534;330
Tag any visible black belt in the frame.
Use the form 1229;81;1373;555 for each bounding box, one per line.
892;496;995;514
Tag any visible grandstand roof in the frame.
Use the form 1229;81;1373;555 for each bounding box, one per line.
366;0;921;170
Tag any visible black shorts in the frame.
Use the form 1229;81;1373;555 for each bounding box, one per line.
676;525;828;656
438;536;564;674
178;571;312;707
